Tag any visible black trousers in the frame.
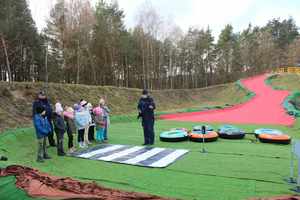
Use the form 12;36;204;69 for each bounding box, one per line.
78;129;85;143
67;131;74;149
88;125;95;141
47;121;56;146
142;120;155;145
55;130;65;155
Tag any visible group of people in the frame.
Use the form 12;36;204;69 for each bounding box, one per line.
32;91;110;162
32;89;156;163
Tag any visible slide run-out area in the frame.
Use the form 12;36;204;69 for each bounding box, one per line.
160;74;295;126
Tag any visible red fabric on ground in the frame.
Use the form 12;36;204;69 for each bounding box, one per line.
0;165;172;200
160;74;295;126
249;195;300;200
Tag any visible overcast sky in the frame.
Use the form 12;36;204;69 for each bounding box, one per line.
28;0;300;38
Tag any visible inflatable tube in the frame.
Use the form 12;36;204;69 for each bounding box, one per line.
193;125;214;132
189;131;218;142
160;130;188;142
258;134;291;144
254;128;283;137
170;128;188;132
218;125;245;139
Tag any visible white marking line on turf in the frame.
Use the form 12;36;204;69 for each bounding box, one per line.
149;150;188;168
79;145;124;158
123;148;165;165
99;146;145;161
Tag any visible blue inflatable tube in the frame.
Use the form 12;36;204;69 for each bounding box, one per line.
160;130;188;142
218;125;245;139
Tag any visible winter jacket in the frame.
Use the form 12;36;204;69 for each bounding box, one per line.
64;116;76;135
94;111;105;130
33;114;52;139
90;110;96;127
101;105;110;127
53;113;66;134
137;96;156;122
74;110;90;130
32;99;53;121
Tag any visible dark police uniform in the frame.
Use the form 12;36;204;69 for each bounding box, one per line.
137;95;156;145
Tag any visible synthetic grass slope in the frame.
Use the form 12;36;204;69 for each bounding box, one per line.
0;120;298;200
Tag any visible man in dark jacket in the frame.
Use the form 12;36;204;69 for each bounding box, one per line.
137;89;156;145
32;91;56;146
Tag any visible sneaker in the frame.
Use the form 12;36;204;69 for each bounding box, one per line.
68;148;75;153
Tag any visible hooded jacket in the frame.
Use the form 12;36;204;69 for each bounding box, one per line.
74;109;90;130
32;98;53;121
33;114;52;139
53;113;66;134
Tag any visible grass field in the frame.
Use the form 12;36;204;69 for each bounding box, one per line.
1;119;299;200
1;73;299;200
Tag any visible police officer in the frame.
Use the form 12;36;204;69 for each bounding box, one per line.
137;89;156;145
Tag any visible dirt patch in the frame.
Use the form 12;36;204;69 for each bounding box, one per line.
0;81;247;132
0;165;173;200
250;195;300;200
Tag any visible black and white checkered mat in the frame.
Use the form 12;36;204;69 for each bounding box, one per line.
70;144;189;168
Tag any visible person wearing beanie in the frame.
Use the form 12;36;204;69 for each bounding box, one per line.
32;91;56;147
137;89;156;145
99;98;110;142
84;101;92;145
53;102;66;156
33;106;52;162
74;102;90;148
87;103;95;142
93;106;105;143
64;106;76;153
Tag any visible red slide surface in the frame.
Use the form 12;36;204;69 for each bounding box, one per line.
160;74;295;126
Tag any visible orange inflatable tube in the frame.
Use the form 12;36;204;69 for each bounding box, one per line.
189;131;218;142
258;134;291;144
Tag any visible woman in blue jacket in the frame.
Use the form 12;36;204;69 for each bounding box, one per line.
33;106;52;162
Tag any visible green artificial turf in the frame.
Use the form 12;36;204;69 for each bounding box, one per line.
0;120;299;200
0;176;44;200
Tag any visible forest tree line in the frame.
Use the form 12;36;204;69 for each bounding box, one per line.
0;0;300;89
